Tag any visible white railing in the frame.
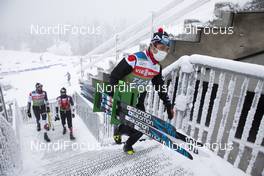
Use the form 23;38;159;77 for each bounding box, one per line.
0;86;8;121
0;97;22;175
74;92;113;145
145;54;264;176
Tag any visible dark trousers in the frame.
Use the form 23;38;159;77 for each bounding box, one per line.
60;110;72;129
117;124;143;147
115;92;146;147
32;105;47;125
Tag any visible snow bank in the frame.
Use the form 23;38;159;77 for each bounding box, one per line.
0;114;21;176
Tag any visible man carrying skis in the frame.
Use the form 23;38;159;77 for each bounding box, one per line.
55;87;76;140
108;28;175;154
27;83;51;142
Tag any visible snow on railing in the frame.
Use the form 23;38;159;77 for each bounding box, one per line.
0;95;22;175
0;86;8;121
146;54;264;176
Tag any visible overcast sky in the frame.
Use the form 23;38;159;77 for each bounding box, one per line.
0;0;170;28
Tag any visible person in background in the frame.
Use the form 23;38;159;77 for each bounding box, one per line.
55;87;76;140
65;72;71;86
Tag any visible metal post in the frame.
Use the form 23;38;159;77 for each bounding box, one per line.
150;11;155;39
115;34;119;62
80;57;84;78
0;86;8;121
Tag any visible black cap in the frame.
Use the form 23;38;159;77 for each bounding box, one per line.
151;28;170;47
60;87;66;94
35;83;43;89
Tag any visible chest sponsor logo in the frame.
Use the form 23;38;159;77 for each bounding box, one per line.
134;66;159;78
31;93;45;100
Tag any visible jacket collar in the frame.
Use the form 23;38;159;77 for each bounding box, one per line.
146;49;158;65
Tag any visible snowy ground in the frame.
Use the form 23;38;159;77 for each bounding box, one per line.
0;50;81;106
0;50;248;176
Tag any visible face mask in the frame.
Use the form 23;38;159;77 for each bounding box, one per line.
153;49;168;62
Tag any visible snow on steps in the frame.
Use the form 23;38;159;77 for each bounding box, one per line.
19;118;247;176
23;141;247;176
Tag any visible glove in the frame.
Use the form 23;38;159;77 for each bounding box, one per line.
72;114;75;118
44;123;50;131
46;106;50;113
54;114;60;121
101;93;113;115
27;110;32;118
167;107;174;120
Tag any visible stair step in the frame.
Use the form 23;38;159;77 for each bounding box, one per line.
28;144;194;176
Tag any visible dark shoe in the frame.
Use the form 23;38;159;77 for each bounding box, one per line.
63;127;67;135
113;135;122;144
70;132;75;140
123;144;135;155
44;132;51;142
37;123;41;131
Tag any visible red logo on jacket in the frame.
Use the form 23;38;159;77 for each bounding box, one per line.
133;66;159;78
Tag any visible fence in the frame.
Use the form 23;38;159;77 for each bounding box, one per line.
144;54;264;176
0;86;8;121
74;92;113;145
0;88;22;176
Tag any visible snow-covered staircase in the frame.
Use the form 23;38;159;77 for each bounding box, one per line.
27;145;175;176
15;104;246;176
19;122;245;176
0;88;254;176
19;115;194;176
